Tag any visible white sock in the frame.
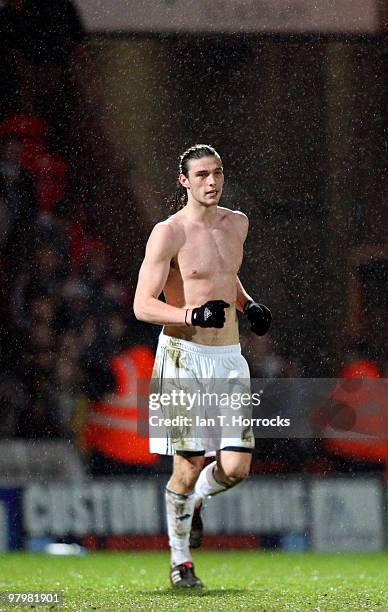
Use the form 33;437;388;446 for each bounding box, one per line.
194;461;227;503
165;488;195;567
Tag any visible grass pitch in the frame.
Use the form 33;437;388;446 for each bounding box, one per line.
0;551;387;611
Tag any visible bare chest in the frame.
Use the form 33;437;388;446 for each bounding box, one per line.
173;226;243;279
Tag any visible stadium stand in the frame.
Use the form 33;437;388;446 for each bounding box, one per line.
0;0;385;481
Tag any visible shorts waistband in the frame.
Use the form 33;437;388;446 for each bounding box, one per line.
158;332;241;356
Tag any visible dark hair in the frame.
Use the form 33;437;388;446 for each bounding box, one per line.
168;144;221;214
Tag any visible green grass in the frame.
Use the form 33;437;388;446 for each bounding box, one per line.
0;551;387;611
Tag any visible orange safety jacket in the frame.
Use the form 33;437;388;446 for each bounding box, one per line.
323;360;388;462
83;345;158;465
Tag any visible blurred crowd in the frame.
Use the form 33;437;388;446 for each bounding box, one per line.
0;123;156;445
0;0;159;465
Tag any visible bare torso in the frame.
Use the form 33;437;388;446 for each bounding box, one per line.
162;207;246;345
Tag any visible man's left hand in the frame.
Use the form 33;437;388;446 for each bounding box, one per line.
244;300;272;336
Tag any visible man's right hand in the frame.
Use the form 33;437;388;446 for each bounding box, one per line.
191;300;230;328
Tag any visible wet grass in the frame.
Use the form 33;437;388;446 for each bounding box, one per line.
0;550;387;610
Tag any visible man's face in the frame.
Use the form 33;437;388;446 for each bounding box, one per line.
180;155;224;207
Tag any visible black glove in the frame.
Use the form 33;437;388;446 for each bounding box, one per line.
244;300;272;336
191;300;230;328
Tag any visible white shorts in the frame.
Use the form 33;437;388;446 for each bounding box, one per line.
149;333;255;456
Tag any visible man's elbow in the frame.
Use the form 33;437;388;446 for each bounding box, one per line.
133;296;145;321
133;296;153;322
133;308;142;321
133;304;145;321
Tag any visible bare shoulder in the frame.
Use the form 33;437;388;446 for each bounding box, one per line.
146;217;184;258
218;207;249;237
218;206;248;224
232;209;249;226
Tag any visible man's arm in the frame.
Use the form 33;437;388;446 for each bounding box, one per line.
237;275;272;335
133;223;189;326
234;211;251;312
234;214;272;335
236;276;252;312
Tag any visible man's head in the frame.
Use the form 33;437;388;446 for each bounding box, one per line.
173;144;224;210
179;144;221;178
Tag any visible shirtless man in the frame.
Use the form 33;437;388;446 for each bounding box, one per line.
134;144;271;588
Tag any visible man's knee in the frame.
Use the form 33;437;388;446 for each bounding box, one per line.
171;456;203;491
176;465;202;490
216;452;252;487
218;466;250;487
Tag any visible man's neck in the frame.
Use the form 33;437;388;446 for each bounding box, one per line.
183;200;218;225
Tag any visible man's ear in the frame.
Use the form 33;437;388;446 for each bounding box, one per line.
179;173;190;189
